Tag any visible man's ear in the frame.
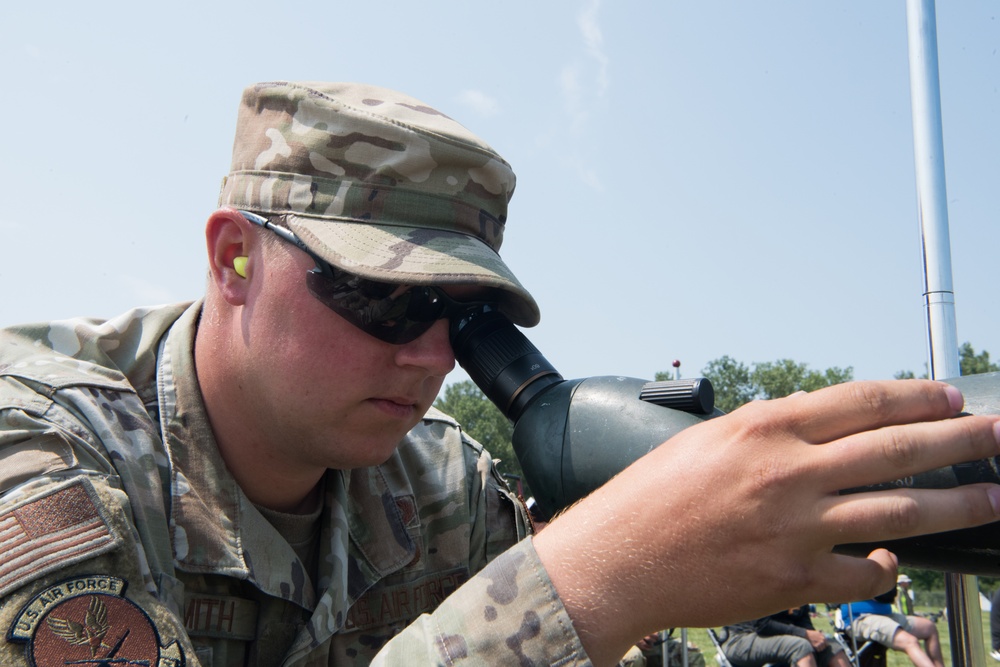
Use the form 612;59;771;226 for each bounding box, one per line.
205;208;255;305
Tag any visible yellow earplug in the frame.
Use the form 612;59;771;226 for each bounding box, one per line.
233;256;248;278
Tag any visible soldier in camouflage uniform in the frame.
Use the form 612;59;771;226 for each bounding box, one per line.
0;81;577;666
3;81;1000;667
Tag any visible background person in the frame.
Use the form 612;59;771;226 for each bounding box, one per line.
719;605;850;667
896;574;916;616
619;631;706;667
841;589;945;667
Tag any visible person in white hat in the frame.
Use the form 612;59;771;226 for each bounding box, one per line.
896;574;916;616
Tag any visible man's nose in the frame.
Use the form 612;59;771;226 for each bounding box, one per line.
395;319;456;376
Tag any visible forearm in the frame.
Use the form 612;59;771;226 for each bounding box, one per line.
532;485;670;666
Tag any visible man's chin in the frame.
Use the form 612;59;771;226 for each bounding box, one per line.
351;432;411;467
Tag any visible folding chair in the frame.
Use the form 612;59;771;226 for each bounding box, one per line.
832;608;886;667
707;628;735;667
706;628;787;667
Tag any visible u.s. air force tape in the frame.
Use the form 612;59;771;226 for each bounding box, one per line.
8;575;185;667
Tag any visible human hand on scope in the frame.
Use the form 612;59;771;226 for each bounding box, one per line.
532;379;1000;667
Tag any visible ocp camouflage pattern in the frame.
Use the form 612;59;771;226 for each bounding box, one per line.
219;81;512;253
216;81;540;328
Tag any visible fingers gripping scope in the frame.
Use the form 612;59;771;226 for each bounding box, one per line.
451;306;1000;575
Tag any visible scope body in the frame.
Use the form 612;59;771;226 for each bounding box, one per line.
512;376;722;519
452;308;1000;574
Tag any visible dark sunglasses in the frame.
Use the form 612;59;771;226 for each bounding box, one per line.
238;211;496;344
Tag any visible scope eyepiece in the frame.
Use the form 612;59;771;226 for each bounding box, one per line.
450;306;563;422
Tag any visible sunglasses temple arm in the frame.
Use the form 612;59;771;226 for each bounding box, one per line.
239;210;301;247
239;210;334;276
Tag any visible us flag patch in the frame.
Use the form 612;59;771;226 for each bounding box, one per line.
0;479;121;597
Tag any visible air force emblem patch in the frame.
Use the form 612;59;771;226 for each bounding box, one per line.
8;575;184;667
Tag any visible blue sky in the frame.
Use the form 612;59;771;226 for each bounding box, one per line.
2;1;997;390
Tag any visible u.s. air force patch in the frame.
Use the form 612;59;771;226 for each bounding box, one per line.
7;575;185;667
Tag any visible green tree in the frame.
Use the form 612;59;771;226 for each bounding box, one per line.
753;360;854;399
898;566;999;606
697;355;755;413
687;356;853;412
895;342;998;379
433;381;528;496
899;567;943;594
959;342;999;375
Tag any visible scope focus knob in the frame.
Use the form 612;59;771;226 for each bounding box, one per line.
639;378;715;415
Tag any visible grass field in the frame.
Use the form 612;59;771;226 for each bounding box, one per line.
671;603;992;667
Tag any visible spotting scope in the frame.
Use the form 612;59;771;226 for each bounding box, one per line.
451;306;1000;575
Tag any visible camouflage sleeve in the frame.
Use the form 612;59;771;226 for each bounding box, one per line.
0;478;195;665
372;537;592;666
462;431;532;572
0;381;196;665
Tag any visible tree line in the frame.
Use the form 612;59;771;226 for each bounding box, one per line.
673;342;998;414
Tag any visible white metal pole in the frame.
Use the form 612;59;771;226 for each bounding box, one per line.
906;0;959;381
904;1;981;665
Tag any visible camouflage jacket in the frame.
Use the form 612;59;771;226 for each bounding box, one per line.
0;302;590;666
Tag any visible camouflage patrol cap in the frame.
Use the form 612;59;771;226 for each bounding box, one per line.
218;81;540;327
